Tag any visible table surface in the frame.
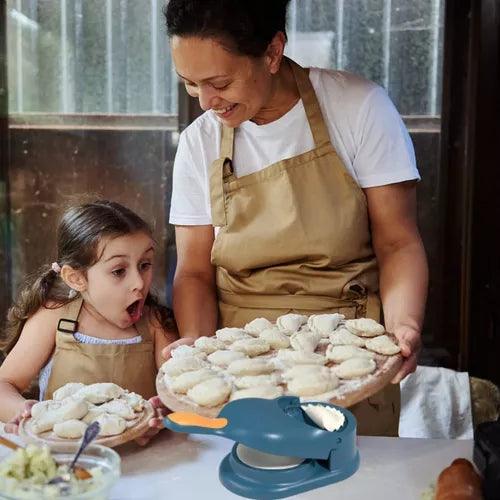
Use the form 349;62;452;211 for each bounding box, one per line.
0;427;473;500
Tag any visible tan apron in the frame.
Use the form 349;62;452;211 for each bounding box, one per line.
44;297;157;401
209;58;400;436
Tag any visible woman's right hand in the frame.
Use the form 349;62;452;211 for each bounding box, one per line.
4;399;38;434
161;337;195;360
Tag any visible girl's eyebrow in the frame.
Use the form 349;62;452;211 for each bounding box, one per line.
103;247;154;263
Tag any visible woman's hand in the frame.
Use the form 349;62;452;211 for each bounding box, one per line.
4;399;38;434
135;396;171;446
391;324;421;384
161;337;196;361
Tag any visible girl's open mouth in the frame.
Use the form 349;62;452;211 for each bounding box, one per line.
126;300;142;323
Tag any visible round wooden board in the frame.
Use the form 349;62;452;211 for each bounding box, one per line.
18;401;155;448
156;342;403;419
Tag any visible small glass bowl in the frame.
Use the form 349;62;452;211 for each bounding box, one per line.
0;443;120;499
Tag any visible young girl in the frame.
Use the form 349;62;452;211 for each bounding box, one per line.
0;200;178;443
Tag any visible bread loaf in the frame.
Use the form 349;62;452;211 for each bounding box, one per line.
435;458;483;499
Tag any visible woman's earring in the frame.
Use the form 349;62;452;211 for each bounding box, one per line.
68;289;78;299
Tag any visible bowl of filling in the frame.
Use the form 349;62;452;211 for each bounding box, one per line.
0;442;120;499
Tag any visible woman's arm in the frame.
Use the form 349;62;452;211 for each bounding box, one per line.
0;306;58;421
364;180;429;383
172;225;218;338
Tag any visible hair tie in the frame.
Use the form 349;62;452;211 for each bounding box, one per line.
51;262;61;274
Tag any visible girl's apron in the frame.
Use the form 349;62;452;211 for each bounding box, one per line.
44;297;157;400
209;58;400;436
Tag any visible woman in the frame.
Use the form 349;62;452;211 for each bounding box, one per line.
164;0;428;436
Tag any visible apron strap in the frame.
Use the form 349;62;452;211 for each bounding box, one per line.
287;57;332;149
209;125;235;227
57;297;83;334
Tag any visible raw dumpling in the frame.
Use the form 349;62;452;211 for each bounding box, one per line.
170;345;207;360
227;358;275;376
72;383;124;404
31;399;89;434
52;383;85;401
82;406;105;424
290;331;321;352
229;338;270;357
364;335;401;355
99;400;136;420
244;318;274;336
325;345;375;363
94;413;127;436
53;419;87;439
276;314;308;334
231;385;283;401
120;392;145;412
233;373;282;389
259;328;290;349
161;356;208;376
215;327;251;344
307;314;344;336
345;318;385;337
288;371;339;397
194;336;227;354
170;368;219;394
282;364;331;381
277;349;326;365
207;350;246;367
187;377;231;407
335;357;376;379
329;328;366;347
31;400;61;419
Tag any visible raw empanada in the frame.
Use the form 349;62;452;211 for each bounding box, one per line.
94;412;127;436
98;400;136;420
335;357;376;379
170;368;218;394
170;345;207;360
325;345;375;363
226;358;274;376
282;364;331;381
307;314;344;336
207;350;246;367
53;419;87;439
276;314;308;334
259;328;290;349
233;373;282;389
230;385;283;401
215;327;251;344
31;399;89;434
120;391;145;412
72;383;124;404
244;318;274;336
345;318;385;337
52;382;85;401
277;349;326;365
329;328;366;347
82;406;105;424
194;336;227;354
288;371;339;397
161;356;208;376
229;338;270;357
290;330;321;352
187;377;231;407
365;335;401;355
31;400;61;419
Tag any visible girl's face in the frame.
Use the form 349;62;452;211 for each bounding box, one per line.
171;36;278;127
81;232;154;329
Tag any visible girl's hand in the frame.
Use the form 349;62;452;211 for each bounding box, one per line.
135;396;171;446
390;324;422;384
4;399;38;434
161;337;195;361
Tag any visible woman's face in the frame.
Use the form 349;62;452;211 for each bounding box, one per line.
171;36;277;127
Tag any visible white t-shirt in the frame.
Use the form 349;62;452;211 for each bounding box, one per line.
169;67;420;226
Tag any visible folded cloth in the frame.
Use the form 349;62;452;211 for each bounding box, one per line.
399;365;474;439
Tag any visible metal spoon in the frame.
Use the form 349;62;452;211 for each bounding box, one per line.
48;421;100;492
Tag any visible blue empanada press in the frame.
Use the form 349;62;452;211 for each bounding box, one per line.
163;396;359;499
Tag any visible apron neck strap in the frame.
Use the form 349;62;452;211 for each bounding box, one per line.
287;57;331;149
220;122;234;160
57;297;83;334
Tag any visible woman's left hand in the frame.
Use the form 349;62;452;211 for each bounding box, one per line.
390;324;422;384
135;396;171;446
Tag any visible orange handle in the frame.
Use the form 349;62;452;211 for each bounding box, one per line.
168;412;228;429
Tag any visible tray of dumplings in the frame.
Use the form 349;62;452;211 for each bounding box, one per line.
19;382;154;447
156;315;403;418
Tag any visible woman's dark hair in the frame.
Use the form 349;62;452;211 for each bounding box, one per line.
2;200;175;353
165;0;292;57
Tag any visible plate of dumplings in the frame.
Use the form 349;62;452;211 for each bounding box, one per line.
156;314;403;418
19;382;154;447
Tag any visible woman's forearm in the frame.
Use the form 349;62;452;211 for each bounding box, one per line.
0;379;28;422
377;239;429;333
172;274;218;338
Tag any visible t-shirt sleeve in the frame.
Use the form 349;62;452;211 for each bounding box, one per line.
352;86;420;188
169;130;213;225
